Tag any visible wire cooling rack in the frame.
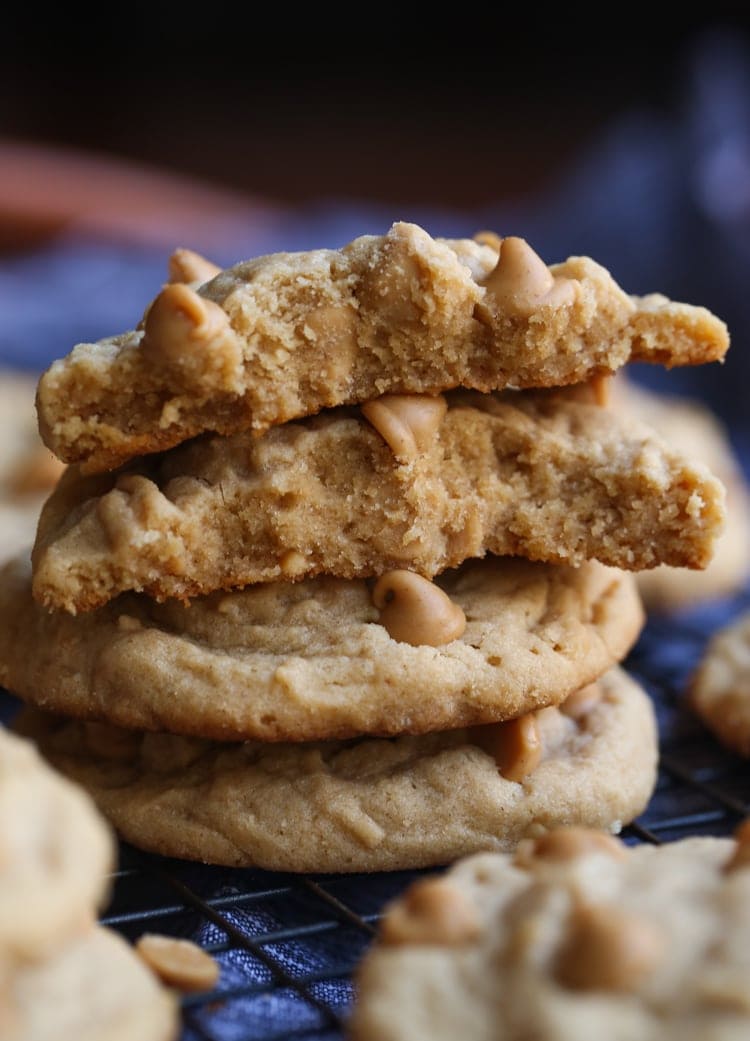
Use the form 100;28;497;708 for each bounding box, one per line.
3;588;750;1041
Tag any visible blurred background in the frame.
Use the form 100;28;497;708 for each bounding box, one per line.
1;14;750;427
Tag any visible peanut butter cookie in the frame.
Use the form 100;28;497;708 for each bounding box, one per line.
32;389;725;613
351;827;750;1041
0;727;113;966
16;668;656;872
0;553;643;742
690;611;750;756
37;223;728;473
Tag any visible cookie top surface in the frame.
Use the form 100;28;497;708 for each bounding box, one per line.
5;925;177;1041
351;829;750;1041
32;388;725;613
691;611;750;756
16;667;657;872
0;726;114;964
0;553;643;742
613;377;750;611
0;371;65;564
36;223;728;473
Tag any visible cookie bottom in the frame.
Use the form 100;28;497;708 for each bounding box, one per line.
18;667;657;873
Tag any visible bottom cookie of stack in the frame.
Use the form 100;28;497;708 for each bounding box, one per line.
17;667;657;873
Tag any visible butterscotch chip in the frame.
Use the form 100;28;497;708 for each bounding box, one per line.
1;553;643;742
0;727;113;965
380;879;482;946
31;389;725;614
5;926;177;1041
16;667;657;872
350;833;750;1041
469;713;542;782
612;375;750;610
518;826;627;865
361;393;448;461
167;247;221;285
690;613;750;756
560;683;602;719
37;222;728;473
136;934;219;992
372;570;467;647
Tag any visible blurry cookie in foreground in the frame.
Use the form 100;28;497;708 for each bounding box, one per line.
32;388;726;614
0;726;113;966
16;668;656;872
613;376;750;610
0;553;643;742
37;223;728;473
5;926;177;1041
350;823;750;1041
690;611;750;756
0;371;64;563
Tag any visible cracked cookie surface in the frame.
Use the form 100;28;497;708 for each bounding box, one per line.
0;553;643;742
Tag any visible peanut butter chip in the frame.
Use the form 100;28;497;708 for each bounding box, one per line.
168;248;221;285
380;878;482;947
524;827;627;863
372;570;466;646
140;284;243;389
560;683;602;719
473;230;502;251
479;236;576;318
724;819;750;872
555;905;665;992
361;394;447;462
135;934;219;992
469;713;542;782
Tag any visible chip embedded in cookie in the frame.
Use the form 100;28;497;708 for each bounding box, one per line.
1;552;643;742
16;667;657;872
37;223;729;473
350;826;750;1040
31;389;726;614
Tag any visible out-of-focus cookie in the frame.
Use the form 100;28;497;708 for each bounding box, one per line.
350;826;750;1041
16;668;657;872
690;611;750;755
37;223;728;473
0;727;113;965
0;553;643;742
0;371;64;564
32;388;725;614
5;925;178;1041
613;377;749;610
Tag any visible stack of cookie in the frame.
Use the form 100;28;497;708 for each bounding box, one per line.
0;726;177;1040
3;224;730;872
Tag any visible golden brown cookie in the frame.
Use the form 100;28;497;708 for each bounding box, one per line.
0;371;64;564
0;552;643;742
5;925;178;1041
690;611;750;756
0;727;113;965
16;668;657;872
613;377;750;611
37;223;728;473
350;828;750;1041
31;389;725;613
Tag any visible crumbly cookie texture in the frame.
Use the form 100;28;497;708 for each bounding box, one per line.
37;223;729;473
690;612;750;756
15;668;656;872
5;925;178;1041
612;376;750;611
0;727;113;965
350;829;750;1041
0;371;65;563
0;553;643;742
32;388;725;614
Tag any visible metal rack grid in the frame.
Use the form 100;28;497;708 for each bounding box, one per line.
5;589;750;1041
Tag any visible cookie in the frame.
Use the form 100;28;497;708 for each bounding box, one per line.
0;552;643;742
613;377;750;610
0;727;113;965
690;611;750;755
32;389;725;613
5;925;178;1041
15;667;656;872
350;828;750;1041
0;371;65;564
37;223;728;473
